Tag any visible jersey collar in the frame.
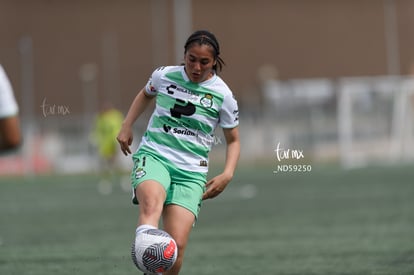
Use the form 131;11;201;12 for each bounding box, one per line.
180;66;217;86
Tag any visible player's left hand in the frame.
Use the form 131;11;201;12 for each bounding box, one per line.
202;173;232;200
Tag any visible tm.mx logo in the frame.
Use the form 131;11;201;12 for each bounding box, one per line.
274;142;304;162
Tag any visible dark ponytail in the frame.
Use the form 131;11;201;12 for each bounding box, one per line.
184;30;225;72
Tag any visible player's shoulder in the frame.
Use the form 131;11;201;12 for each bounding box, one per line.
149;66;182;85
207;74;235;98
151;65;181;77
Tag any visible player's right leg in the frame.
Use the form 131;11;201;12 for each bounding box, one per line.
135;180;166;227
130;153;171;274
134;180;165;275
130;153;171;228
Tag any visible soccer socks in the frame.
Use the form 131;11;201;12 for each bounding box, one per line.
136;224;157;235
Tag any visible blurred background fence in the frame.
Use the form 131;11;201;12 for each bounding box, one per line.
1;0;414;175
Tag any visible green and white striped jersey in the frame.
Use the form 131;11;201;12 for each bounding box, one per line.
137;66;239;172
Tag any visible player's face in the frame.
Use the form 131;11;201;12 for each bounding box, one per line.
184;44;216;83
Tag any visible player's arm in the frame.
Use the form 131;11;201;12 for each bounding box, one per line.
203;126;240;200
0;115;21;151
221;126;240;180
117;88;155;155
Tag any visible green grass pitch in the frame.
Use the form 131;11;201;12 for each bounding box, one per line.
1;164;414;274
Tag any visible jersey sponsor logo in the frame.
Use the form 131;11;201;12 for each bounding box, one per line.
163;124;172;132
170;99;196;118
233;109;239;122
166;84;196;96
173;127;196;136
149;82;156;92
163;124;196;136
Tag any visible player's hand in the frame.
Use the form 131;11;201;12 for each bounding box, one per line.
202;173;232;200
116;126;133;156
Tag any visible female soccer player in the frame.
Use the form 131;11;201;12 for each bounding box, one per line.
117;30;240;274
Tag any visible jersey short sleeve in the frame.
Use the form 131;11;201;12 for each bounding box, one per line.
144;67;165;97
219;93;239;128
0;65;18;118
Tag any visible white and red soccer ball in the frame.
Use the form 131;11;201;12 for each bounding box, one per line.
132;228;178;274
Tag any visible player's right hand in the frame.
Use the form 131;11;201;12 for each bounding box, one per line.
116;127;133;156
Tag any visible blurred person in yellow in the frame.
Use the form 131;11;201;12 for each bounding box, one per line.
92;102;124;166
91;102;124;194
0;64;21;153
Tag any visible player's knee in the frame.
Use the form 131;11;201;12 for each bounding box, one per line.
139;196;163;216
173;237;187;260
136;181;166;209
139;201;164;220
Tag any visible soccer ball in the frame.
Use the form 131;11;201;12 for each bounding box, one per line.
132;228;178;274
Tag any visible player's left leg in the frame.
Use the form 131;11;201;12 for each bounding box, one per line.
162;204;195;275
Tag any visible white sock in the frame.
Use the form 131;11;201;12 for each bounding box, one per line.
135;224;157;235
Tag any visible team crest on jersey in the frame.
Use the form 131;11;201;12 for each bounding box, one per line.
200;94;213;108
134;167;146;179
